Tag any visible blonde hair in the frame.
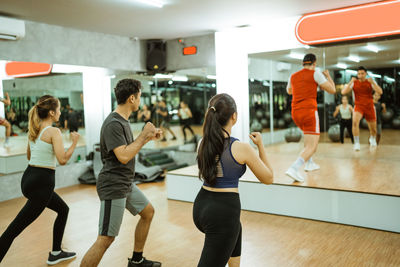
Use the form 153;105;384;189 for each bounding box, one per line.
28;95;59;141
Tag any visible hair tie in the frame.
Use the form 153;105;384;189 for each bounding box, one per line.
210;106;216;112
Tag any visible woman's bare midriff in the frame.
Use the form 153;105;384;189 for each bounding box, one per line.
202;185;239;193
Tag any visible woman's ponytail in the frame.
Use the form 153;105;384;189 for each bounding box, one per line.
28;105;40;141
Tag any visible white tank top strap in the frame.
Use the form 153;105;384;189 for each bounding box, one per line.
38;126;52;140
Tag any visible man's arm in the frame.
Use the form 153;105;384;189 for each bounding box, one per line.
368;78;383;95
318;70;336;94
286;76;292;95
342;77;356;95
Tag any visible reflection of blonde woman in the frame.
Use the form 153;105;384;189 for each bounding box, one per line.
178;101;195;142
0;95;80;265
0;92;12;147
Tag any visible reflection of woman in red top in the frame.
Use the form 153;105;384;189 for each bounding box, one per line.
285;53;336;183
342;66;383;151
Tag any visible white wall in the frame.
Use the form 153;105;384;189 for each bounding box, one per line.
82;70;112;152
248;58;302;82
215;16;303;142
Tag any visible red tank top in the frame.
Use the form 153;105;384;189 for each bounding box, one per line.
291;69;318;110
353;80;373;106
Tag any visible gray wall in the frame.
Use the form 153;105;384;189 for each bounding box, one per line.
166;34;215;71
0;20;145;71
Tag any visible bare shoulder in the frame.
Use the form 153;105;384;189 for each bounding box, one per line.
231;141;253;165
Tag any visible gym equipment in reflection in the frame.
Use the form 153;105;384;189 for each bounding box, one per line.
328;124;341;142
284;127;302;142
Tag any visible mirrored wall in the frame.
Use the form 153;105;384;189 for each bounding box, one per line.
248;38;400;145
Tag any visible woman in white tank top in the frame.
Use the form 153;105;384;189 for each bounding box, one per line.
0;95;80;265
333;95;354;144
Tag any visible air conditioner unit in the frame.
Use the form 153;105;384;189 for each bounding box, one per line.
0;16;25;40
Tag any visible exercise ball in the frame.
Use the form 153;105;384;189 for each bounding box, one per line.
382;109;394;122
265;111;270;118
250;120;263;132
277;119;286;128
392;117;400;129
283;112;292;124
284;127;302;142
328;124;340;142
255;110;264;120
260;118;269;128
360;118;368;129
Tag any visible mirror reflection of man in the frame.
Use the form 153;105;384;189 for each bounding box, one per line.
0;92;12;148
156;100;177;142
286;53;336;182
342;66;383;151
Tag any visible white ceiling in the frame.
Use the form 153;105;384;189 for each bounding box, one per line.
250;38;400;70
0;0;378;39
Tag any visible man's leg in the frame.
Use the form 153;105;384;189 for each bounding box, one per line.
81;198;125;267
367;120;377;146
125;185;160;266
80;236;115;267
300;134;320;163
352;111;363;150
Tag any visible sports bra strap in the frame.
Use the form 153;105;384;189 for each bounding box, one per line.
38;126;52;140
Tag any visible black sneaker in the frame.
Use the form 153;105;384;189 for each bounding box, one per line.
46;250;76;265
127;257;162;267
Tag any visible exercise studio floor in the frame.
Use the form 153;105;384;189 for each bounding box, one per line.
0;182;399;267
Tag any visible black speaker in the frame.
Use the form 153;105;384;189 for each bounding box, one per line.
146;40;166;72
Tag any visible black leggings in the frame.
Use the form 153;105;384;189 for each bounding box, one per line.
193;188;241;267
340;119;354;144
181;119;195;140
0;166;69;262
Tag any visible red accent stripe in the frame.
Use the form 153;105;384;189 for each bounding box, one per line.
5;62;52;78
295;0;400;45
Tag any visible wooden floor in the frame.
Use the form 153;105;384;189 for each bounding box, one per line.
0;183;399;267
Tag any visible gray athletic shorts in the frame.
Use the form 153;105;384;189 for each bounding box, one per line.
98;184;149;236
377;123;382;135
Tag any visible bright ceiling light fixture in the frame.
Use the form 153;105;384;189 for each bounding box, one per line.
172;75;188;82
367;71;381;79
206;75;217;80
337;63;347;69
348;55;360;62
153;73;172;79
136;0;164;8
289;52;304;60
366;44;380;53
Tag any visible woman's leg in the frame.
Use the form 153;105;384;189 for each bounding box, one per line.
46;192;70;251
346;120;354;143
339;120;345;143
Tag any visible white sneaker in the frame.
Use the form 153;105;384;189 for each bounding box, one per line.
369;137;377;147
354;143;360;151
304;161;320;172
285;167;304;182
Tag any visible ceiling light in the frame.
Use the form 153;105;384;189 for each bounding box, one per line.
172;75;188;82
168;80;173;85
136;0;164;8
345;70;357;75
148;81;154;85
289;52;304;60
206;75;216;80
336;63;347;69
153;73;172;79
366;44;380;53
348;55;360;62
304;45;310;49
211;83;216;88
384;76;395;83
367;72;381;79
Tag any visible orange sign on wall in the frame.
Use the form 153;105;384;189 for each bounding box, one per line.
295;0;400;45
5;61;52;78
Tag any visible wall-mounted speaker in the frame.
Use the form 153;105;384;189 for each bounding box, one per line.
146;39;166;72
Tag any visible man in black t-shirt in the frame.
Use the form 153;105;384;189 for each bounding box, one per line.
65;108;80;133
81;79;162;267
